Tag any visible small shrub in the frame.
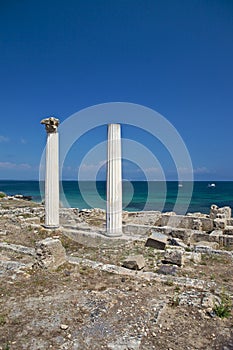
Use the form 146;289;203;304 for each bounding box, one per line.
213;291;232;319
0;314;6;326
163;279;174;286
0;192;6;198
170;294;180;307
174;286;180;293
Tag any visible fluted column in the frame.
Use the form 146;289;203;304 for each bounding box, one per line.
106;124;122;236
41;117;60;228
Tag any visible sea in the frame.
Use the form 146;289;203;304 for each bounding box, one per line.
0;180;233;215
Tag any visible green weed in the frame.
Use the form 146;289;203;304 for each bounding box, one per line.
0;314;6;326
213;291;232;318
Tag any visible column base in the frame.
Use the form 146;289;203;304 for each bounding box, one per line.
105;231;123;237
42;224;60;230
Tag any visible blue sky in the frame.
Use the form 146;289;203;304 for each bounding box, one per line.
0;0;232;180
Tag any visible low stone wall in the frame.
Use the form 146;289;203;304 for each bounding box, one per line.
219;234;233;247
159;214;213;232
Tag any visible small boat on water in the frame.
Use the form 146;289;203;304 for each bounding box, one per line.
208;183;216;188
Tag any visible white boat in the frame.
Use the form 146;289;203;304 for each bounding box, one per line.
208;183;216;188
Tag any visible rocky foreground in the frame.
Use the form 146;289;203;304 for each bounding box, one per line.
0;195;233;350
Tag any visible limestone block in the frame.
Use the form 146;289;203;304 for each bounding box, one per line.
214;218;226;230
122;255;145;270
219;235;233;247
162;249;184;267
210;205;231;220
210;204;219;219
160;214;213;232
168;228;192;244
168;237;188;249
227;219;233;226
156;264;178;276
223;226;233;235
178;290;220;309
190;231;214;243
218;206;231;219
145;232;167;250
34;238;66;270
123;224;154;236
209;230;223;237
192;219;202;230
194;241;219;250
160;214;187;228
197;218;213;232
184;252;202;264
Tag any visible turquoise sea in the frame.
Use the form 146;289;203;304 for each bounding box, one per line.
0;180;233;215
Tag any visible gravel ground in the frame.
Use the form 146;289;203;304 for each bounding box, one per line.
0;198;232;350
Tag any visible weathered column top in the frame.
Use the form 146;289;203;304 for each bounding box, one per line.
41;117;60;133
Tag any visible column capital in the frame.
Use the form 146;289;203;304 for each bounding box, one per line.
41;117;60;133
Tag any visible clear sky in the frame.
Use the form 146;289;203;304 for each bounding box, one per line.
0;0;232;180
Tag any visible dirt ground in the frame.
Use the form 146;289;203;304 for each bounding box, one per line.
0;199;233;350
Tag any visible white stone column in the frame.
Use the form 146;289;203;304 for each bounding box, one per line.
106;124;122;236
41;117;60;228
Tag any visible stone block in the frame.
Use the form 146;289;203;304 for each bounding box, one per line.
210;204;219;219
162;249;184;267
194;241;219;250
197;218;214;232
168;237;188;249
145;231;167;250
219;206;231;219
123;224;155;236
219;235;233;247
34;238;66;270
156;264;178;276
192;219;202;230
122;255;145;270
223;226;233;235
227;219;233;226
160;214;213;232
190;231;215;243
209;230;223;237
210;205;231;220
214;218;226;230
167;228;192;244
184;252;202;264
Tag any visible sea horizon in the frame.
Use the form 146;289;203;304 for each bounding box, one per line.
1;180;233;215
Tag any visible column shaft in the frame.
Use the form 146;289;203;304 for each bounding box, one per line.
106;124;122;236
45;132;59;228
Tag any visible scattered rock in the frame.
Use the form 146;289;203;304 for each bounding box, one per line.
214;218;226;230
184;252;202;264
168;237;188;249
156;264;178;276
14;194;32;201
162;249;184;267
210;205;231;220
192;219;203;230
178;290;220;309
145;231;167;250
224;226;233;235
122;255;145;270
107;337;141;350
194;241;219;250
34;238;66;270
60;324;69;330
